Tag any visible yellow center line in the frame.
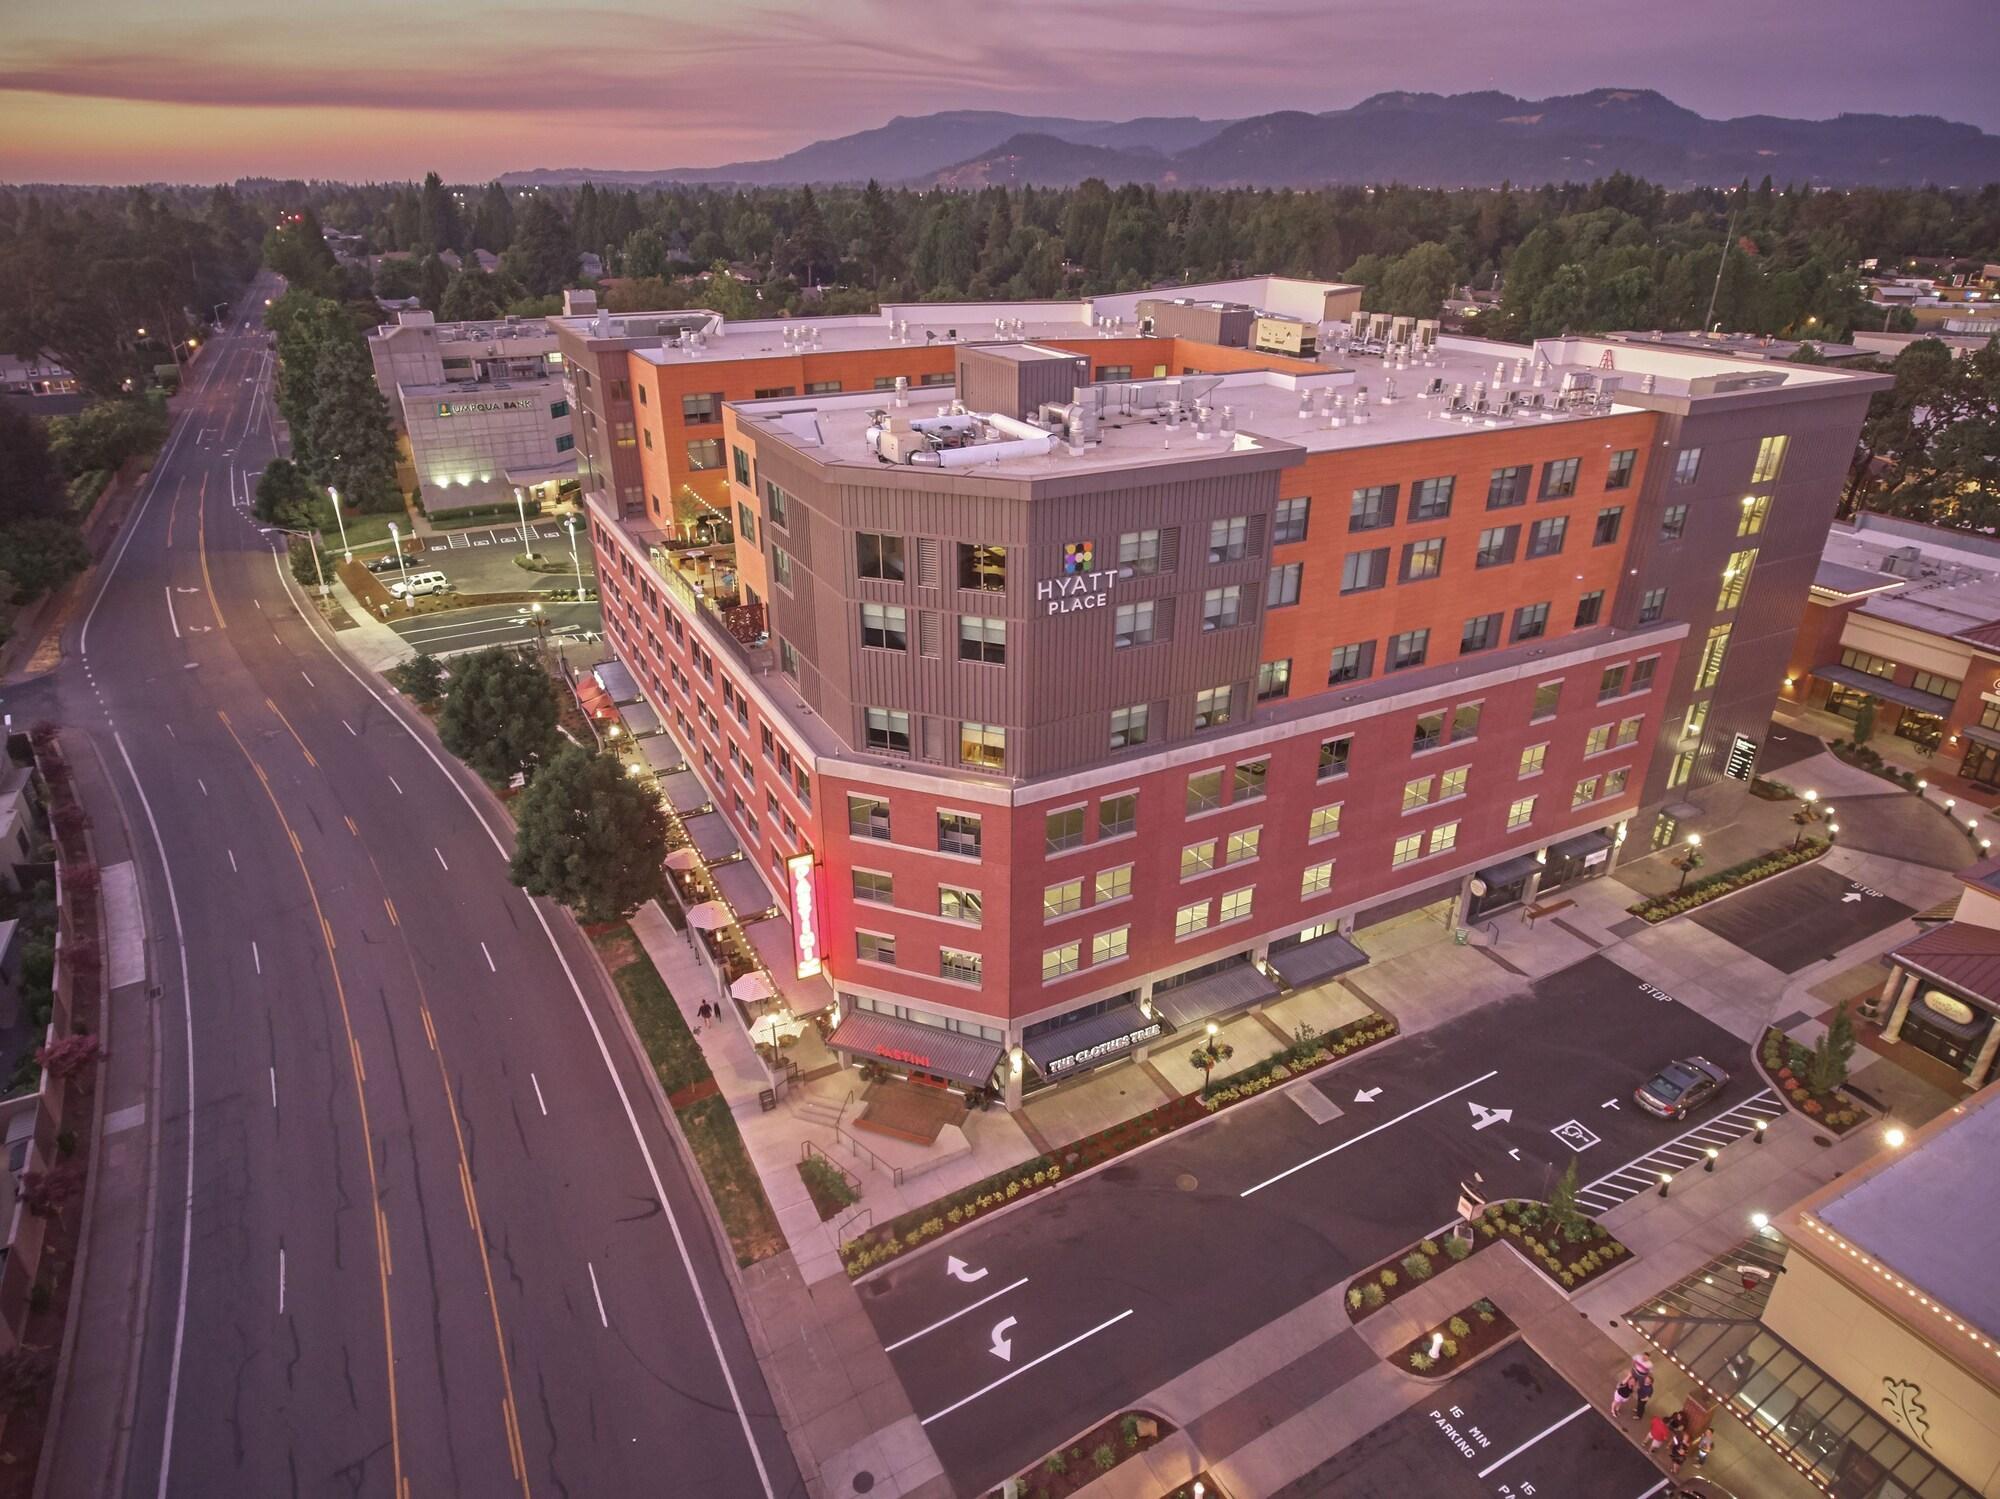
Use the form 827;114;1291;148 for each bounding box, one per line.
264;697;319;768
216;709;402;1496
197;475;227;630
384;896;399;927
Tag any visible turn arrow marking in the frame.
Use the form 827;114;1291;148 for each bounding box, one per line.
1841;892;1863;904
1354;1087;1382;1103
1468;1102;1513;1131
989;1316;1017;1362
946;1256;988;1283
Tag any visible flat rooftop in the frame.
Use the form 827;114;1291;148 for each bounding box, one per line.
1817;517;2000;642
1608;327;1864;362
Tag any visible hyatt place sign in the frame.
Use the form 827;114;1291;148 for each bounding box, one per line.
1036;538;1118;616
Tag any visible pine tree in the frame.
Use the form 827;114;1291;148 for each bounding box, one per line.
304;337;400;513
503;196;578;296
438;648;560;785
418;171;462;254
509;744;669;922
472;180;515;253
1548;1156;1586;1243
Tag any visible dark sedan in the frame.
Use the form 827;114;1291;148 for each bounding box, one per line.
1634;1056;1729;1119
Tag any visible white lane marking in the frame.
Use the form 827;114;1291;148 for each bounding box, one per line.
1575;1088;1783;1213
1240;1070;1500;1198
343;719;356;736
165;724;175;739
587;1262;609;1328
227;848;237;873
269;1067;277;1108
271;546;782;1499
299;671;315;688
278;1248;286;1315
164;586;181;640
920;1309;1136;1426
1633;1481;1672;1499
531;1073;547;1116
251;941;261;974
883;1277;1030;1353
481;942;496;972
388;775;403;795
435;847;450;871
196;778;208;797
1477;1402;1592;1478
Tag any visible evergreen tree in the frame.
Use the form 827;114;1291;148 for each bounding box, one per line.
508;744;669;922
471;180;515;252
503;196;579;296
418;252;451;312
622;227;669;280
0;406;64;524
304;337;400;513
860;179;900;284
439;266;512;322
438;647;561;785
418;171;463;254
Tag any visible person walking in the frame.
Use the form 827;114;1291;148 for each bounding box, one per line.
1632;1370;1654;1419
1669;1430;1690;1476
1694;1429;1714;1468
1611;1374;1634;1418
1647;1414;1672;1455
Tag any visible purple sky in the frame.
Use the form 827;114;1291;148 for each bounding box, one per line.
0;0;1992;184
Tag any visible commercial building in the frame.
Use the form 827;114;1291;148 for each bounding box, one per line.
1874;854;2000;1089
366;307;578;515
569;287;1885;1106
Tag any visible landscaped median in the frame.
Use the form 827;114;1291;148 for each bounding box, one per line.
587;922;785;1266
1345;1192;1632;1319
1627;838;1828;923
1396;1298;1515;1377
1758;1022;1869;1134
987;1411;1175;1499
841;1011;1398;1278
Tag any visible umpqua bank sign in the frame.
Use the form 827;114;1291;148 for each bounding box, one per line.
1036;540;1116;616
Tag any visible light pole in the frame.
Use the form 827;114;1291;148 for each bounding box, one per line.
271;525;330;599
565;513;586;598
389;521;415;610
327;478;352;561
1792;788;1827;851
1673;832;1704;894
515;486;535;560
1189;1020;1233;1097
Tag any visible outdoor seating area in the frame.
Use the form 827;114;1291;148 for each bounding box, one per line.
653;539;769;649
853;1078;970;1146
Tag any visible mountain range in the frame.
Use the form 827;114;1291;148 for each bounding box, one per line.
503;89;2000;190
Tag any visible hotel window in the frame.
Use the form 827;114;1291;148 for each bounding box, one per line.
1520;743;1548;777
1638;586;1666;624
1413;711;1445;753
1266;561;1302;608
1180;840;1218;879
1453;702;1483;740
938;811;981;857
1839;648;1896;679
1461;612;1501;654
1100;792;1138;837
1527;516;1567;558
681;392;723;424
1751;434;1789;485
1391;832;1424;868
1350;485;1397;531
1604;766;1630;797
1428;821;1459;855
1616;716;1642;747
1475;525;1518;569
1301;860;1335;898
770;547;793;591
1234;759;1268;801
940;948;982;984
1487;466;1528;509
959;615;1007;664
1538;457;1581;500
762;479;791;529
1274;497;1311;543
1109;704;1150;749
686;438;724;471
644;428;654;450
856;932;897;966
1328;640;1374;685
1507;795;1536;830
1697;625;1732;689
779;637;799;678
919;372;953;386
1593;506;1623;546
1256;659;1292;701
1439;766;1469;800
1341;547;1389;594
1511;602;1550;642
1225;827;1261;864
856;531;905;580
1175;900;1211;938
864;708;911;752
1118;528;1161;575
1044;878;1084;919
614;421;637;448
1402;775;1434;812
1318;736;1351;780
859;602;907;650
1574;590;1604;627
1606;448;1637;490
1911;669;1955;698
550;398;570;419
1716;548;1757;611
1044;807;1086;853
753;386;796;400
1739;493;1771;536
1401;536;1445;582
1410;476;1455;521
938;886;982;923
1096;864;1133;902
1310;803;1343;840
1388;629;1430;671
1681;700;1710;742
1092;927;1130;965
734;502;758;546
1208;516;1250;563
1042;942;1081;982
1194;685;1232;730
554;433;575;452
1187;770;1223;814
1113;600;1156;647
960;722;1005;772
1659;504;1689;540
852;869;895;905
1630;657;1658;692
1672;447;1702;485
1572;776;1600;808
805;380;842;395
1202;585;1243;630
1585;724;1612;756
1598;664;1628;701
1219;887;1255;925
1668;750;1695;788
958;543;1008;592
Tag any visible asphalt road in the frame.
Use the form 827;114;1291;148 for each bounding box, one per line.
1688;861;1913;972
38;276;800;1497
859;953;1757;1496
386;599;602;656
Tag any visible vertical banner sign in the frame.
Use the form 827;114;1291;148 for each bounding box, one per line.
787;853;822;978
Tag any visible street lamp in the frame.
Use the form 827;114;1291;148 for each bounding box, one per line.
1884;1126;1907;1148
1673;832;1705;894
565;513;586;599
1792;789;1828;851
388;521;415;609
515;486;535;560
1189;1020;1234;1096
270;524;329;598
327;480;352;561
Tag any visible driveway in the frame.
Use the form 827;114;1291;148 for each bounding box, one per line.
1688;861;1914;973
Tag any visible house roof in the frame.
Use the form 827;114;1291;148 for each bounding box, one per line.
1891;919;2000;1008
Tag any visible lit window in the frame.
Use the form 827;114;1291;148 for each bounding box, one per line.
852;869;894;905
1697;625;1732;689
1232;759;1268;801
1751;434;1789;485
1225;827;1261;864
1572;776;1601;808
1439;766;1468;800
1175;900;1210;938
1100;793;1137;838
1716;548;1757;611
939;886;982;923
957;542;1007;591
1187;770;1223;814
1194;685;1232;730
1507;795;1536;830
940;948;981;983
1092;927;1130;965
1660;504;1689;540
1113;600;1156;647
856;931;896;965
1739;494;1771;536
1180;840;1218;879
1042;941;1081;981
1520;744;1547;777
1391;832;1424;867
1616;716;1642;747
1219;887;1254;924
1110;704;1149;749
1585;724;1611;755
959;722;1005;772
1301;860;1335;898
1310;803;1343;840
1402;775;1434;812
938;811;981;857
1401;536;1445;582
1428;821;1458;855
1044;879;1083;919
1096;865;1133;902
1045;807;1085;853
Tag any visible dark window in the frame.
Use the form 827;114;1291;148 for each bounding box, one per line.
549;399;570;418
1318;737;1351;779
1475;525;1518;569
1341;547;1389;594
1659;505;1689;540
731;445;751;485
1413;711;1445;752
1265;562;1302;608
761;479;790;529
1328;641;1375;685
1606;448;1637;490
1598;664;1628;701
1593;506;1624;546
1533;681;1562;719
1400;537;1444;582
1527;516;1567;558
1512;602;1550;642
1410;476;1455;521
864;708;911;751
958;616;1006;664
554;433;574;452
1631;657;1658;693
856;532;905;580
958;543;1007;592
1538;457;1580;499
1461;612;1502;653
1487;467;1528;509
1045;807;1086;854
805;380;841;395
1388;629;1430;671
1274;497;1311;544
1673;448;1702;485
1638;586;1666;624
686;438;723;471
1100;793;1137;837
1350;485;1397;531
753;385;797;400
1574;590;1604;627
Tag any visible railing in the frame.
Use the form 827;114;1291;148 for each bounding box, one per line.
800;1140;863;1197
833;1204;872;1243
830;1121;904;1188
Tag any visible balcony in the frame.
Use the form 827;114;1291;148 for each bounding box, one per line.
648;538;774;672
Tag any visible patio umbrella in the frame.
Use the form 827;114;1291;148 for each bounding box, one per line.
687;900;732;931
729;971;777;1003
665;848;703;872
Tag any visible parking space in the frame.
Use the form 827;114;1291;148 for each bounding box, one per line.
1277;1346;1665;1498
1688;861;1912;972
386;599;601;656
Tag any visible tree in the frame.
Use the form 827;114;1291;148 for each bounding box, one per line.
1852;699;1876;746
45;397;168;477
438;647;560;784
1809;1003;1858;1094
287;535;332;589
0;518;91;602
503;196;578;297
471;181;515;253
388;651;446;706
418;171;463;255
263;207;341;296
18;1162;85;1219
304;336;401;512
255;458;331;530
36;1032;101;1083
372;257;429;300
439;266;513;322
622;227;670;280
1377;242;1460;318
0;404;65;524
417;253;452;312
0;1349;53;1415
508;744;669;921
1547;1157;1587;1241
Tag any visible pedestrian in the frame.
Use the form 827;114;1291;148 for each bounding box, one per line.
1611;1375;1634;1418
1669;1431;1689;1475
1647;1414;1671;1455
1694;1429;1714;1468
1633;1370;1654;1419
1632;1352;1653;1379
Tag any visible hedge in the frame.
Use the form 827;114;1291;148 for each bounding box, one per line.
1630;839;1827;923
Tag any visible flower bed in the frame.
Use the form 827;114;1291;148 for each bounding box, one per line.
1628;839;1828;923
1828;738;1923;792
1757;1027;1868;1133
798;1155;861;1221
991;1412;1175;1499
1484;1199;1631;1290
842;1010;1398;1278
1397;1298;1516;1377
1345;1230;1492;1319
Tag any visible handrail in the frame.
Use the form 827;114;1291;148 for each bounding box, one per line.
800;1139;862;1196
834;1204;872;1242
831;1121;904;1188
834;1088;855;1131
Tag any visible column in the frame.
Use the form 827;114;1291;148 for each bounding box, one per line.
1520;868;1545;918
1451;872;1476;931
1967;1019;2000;1090
1880;967;1922;1042
1003;1044;1024;1111
1606;820;1632;874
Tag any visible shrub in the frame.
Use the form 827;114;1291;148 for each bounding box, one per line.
1409;1351;1434;1371
1561;1270;1577;1286
1380;1269;1398;1288
1445;1235;1471;1261
1420;1238;1441;1256
1044;1451;1068;1476
1402;1252;1434;1281
1448;1316;1471;1338
1361;1282;1385;1308
1093;1444;1117;1472
1348;1288;1365;1310
1478;1221;1498;1239
1440;1337;1457;1358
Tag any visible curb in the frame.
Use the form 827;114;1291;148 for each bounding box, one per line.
1624;840;1831;925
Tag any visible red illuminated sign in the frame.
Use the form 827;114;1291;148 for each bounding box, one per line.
787;852;822;978
878;1046;933;1069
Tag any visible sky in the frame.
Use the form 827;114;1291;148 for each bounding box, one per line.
1;0;1993;185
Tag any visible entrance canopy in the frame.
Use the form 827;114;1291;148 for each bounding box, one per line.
827;1010;1003;1090
1022;1002;1161;1079
1813;662;1955;718
1266;930;1369;988
1149;961;1278;1030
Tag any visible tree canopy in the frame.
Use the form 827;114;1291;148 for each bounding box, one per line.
437;647;561;784
508;744;669;922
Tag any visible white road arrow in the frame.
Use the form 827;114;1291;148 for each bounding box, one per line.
1354;1087;1383;1103
1508;1148;1522;1160
1841;892;1863;904
946;1256;988;1284
1468;1102;1513;1131
989;1316;1017;1362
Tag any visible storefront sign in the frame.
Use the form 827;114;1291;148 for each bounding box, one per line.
786;853;822;978
1725;733;1759;780
1043;1021;1163;1076
436;397;539;417
1923;990;1977;1026
1584;848;1610;868
1037;540;1117;616
878;1045;932;1069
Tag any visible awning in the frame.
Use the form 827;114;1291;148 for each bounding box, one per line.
1267;930;1370;988
1963;723;2000;750
618;698;662;738
1550;827;1616;861
1022;1002;1161;1079
661;770;711;814
745;916;833;1011
1149;961;1279;1030
1813;662;1955;717
1474;853;1542;889
639;736;685;773
712;857;774;917
827;1010;1004;1090
686;812;739;861
592;659;641;704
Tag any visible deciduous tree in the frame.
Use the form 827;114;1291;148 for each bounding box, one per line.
438;647;560;784
509;744;669;921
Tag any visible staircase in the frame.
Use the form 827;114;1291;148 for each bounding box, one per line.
792;1090;848;1129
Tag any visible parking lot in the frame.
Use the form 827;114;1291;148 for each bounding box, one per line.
1688;861;1913;972
386;599;601;656
1276;1346;1666;1498
375;523;595;597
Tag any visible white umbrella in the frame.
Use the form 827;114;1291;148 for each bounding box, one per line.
687;900;732;931
665;848;703;872
729;970;777;1003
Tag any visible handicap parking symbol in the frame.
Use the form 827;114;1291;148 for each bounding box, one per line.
1550;1120;1601;1152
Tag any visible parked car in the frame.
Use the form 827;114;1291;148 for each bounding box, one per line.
366;551;411;574
388;569;450;599
1634;1056;1728;1119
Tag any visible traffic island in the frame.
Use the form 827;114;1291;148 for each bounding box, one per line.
988;1412;1176;1499
1757;1024;1869;1134
1626;838;1829;923
1395;1298;1516;1377
1345;1200;1632;1319
1345;1231;1490;1319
